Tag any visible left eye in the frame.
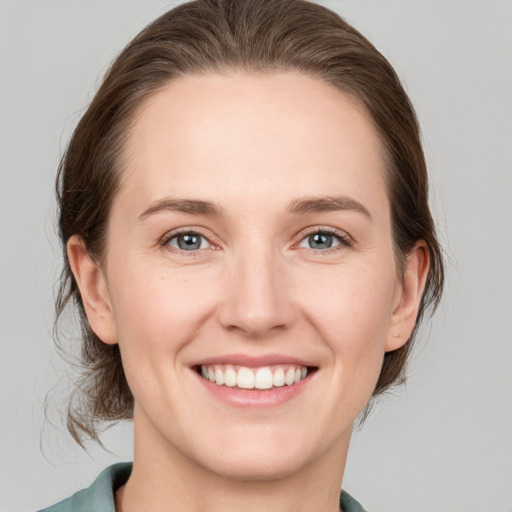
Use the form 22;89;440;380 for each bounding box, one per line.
298;231;343;250
167;232;210;251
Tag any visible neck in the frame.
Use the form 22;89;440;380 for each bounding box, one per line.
116;408;351;512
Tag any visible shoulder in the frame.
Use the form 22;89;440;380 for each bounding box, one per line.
36;462;132;512
340;489;368;512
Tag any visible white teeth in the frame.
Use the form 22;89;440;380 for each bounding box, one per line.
273;368;285;387
214;366;224;386
200;364;310;389
224;366;237;387
285;367;295;386
254;367;273;389
237;367;255;389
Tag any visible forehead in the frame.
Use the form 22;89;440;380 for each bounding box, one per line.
118;71;388;218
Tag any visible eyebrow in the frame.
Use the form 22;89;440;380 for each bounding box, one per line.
139;195;371;221
287;195;372;220
139;198;224;220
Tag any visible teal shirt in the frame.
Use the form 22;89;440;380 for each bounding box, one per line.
37;462;367;512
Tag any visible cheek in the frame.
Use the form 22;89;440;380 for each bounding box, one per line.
285;260;398;427
295;260;397;386
111;267;218;351
107;267;218;407
299;260;395;334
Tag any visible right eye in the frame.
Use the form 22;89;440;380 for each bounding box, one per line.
165;231;211;251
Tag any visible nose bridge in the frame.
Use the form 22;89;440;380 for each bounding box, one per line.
218;235;293;337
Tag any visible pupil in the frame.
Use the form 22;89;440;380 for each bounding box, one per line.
310;233;332;249
178;234;200;250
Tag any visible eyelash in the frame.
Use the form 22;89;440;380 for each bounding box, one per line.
160;228;219;256
294;227;353;254
159;227;353;255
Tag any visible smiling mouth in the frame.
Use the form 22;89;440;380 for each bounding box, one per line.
195;364;316;390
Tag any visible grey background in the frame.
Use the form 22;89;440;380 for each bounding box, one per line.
1;1;511;511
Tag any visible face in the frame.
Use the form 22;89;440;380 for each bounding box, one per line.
71;71;425;481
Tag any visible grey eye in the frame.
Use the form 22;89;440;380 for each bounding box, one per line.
299;232;341;250
169;233;209;251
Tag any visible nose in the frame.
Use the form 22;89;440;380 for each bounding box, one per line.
217;243;296;339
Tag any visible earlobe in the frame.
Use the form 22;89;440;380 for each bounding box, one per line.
386;241;429;352
67;235;118;345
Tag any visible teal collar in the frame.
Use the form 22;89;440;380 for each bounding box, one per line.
38;462;367;512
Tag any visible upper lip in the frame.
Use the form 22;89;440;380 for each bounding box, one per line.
190;353;316;368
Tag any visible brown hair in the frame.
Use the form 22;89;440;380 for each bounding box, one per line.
56;0;444;445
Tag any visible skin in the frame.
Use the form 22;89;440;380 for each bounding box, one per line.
68;71;428;512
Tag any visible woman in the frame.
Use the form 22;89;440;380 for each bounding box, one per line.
40;0;444;510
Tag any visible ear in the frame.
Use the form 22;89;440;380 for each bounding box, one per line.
67;235;118;345
386;241;430;352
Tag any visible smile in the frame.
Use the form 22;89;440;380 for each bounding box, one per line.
199;364;309;390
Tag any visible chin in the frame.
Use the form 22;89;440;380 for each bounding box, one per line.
200;448;311;482
185;428;324;482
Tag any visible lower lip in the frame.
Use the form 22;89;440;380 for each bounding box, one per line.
194;370;314;408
